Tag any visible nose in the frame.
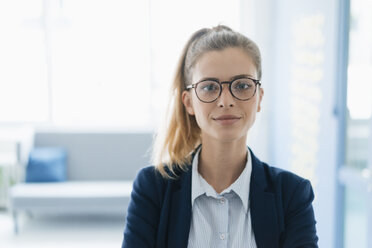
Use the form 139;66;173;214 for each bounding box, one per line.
217;84;235;108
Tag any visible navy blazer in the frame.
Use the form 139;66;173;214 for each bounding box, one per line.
122;148;318;248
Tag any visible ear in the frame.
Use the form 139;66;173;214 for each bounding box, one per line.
257;87;264;112
182;90;195;115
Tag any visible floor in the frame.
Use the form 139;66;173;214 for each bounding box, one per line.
0;211;125;248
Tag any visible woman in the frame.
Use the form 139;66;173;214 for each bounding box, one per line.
122;25;318;248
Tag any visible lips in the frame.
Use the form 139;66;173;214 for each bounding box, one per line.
213;115;241;125
213;115;241;120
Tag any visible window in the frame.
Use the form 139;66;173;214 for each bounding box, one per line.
0;1;48;123
343;0;372;247
0;0;240;130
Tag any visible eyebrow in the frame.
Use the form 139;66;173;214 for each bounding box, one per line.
197;74;255;83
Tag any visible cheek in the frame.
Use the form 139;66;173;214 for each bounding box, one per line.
191;100;210;125
193;107;206;125
250;95;260;112
243;102;258;124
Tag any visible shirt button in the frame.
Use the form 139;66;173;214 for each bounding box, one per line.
220;198;225;204
219;233;225;240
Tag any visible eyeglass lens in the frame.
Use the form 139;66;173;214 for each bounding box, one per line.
195;78;256;102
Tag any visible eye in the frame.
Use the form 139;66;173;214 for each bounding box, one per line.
199;81;219;92
234;80;253;90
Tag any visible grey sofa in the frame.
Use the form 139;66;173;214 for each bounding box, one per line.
9;131;153;234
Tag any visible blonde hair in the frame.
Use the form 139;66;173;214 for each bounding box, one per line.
152;25;262;179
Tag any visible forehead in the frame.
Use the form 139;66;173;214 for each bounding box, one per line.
192;47;257;82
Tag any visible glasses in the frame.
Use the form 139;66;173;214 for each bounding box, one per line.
186;76;261;103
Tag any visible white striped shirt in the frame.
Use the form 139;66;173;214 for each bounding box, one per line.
187;147;257;248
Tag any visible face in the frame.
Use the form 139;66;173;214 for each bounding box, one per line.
182;47;264;144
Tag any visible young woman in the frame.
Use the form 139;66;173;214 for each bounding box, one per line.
122;25;318;248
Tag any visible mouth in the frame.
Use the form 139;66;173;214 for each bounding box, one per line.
212;115;241;125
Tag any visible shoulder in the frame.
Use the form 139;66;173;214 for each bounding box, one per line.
134;165;184;187
132;166;167;199
249;148;311;193
134;165;164;185
131;165;185;204
258;162;315;213
262;162;309;189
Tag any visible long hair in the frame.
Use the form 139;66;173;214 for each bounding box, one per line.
152;25;262;179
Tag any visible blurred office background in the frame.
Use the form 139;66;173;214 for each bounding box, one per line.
0;0;371;247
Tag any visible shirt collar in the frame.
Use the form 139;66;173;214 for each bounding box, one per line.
191;146;252;213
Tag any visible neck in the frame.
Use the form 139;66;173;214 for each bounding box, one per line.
198;136;248;194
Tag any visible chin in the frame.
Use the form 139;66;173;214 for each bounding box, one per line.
200;124;249;142
211;131;246;143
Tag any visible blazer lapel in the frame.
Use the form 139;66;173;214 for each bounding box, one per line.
167;159;194;248
249;149;280;248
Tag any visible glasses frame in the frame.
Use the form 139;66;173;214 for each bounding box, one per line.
185;76;261;103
